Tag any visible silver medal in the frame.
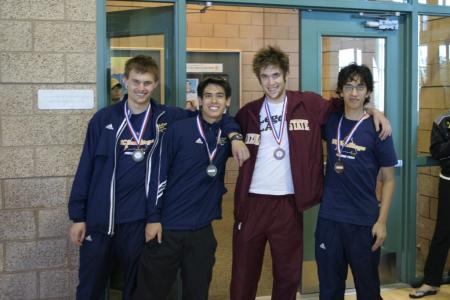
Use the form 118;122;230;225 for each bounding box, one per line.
124;101;151;163
273;147;286;160
132;149;145;162
196;116;222;178
334;160;344;174
206;164;218;177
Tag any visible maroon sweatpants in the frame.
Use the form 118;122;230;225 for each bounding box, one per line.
230;193;303;300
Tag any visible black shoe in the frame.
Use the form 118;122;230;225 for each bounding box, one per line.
409;289;438;298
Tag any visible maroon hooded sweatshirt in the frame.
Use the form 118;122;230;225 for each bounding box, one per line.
234;90;342;224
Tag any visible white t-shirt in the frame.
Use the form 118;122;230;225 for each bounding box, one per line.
249;100;294;195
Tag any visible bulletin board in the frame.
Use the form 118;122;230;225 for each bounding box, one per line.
187;49;241;116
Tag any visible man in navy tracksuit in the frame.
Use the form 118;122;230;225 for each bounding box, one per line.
316;64;397;300
68;56;245;300
133;77;246;300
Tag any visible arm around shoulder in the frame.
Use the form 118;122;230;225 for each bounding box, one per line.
365;103;392;139
301;92;343;125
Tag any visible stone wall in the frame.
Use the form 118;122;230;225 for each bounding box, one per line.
0;1;96;299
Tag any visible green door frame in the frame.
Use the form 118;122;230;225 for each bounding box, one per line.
300;8;406;281
96;0;450;286
107;6;175;104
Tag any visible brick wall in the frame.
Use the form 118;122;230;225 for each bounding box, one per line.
187;5;299;107
186;5;300;191
0;0;96;298
416;15;450;274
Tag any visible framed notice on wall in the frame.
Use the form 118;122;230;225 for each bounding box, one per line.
187;49;241;116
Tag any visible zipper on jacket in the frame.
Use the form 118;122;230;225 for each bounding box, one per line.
235;102;261;229
145;111;165;199
108;109;166;235
108;118;128;235
155;134;166;206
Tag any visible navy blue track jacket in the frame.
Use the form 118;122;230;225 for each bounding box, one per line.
147;116;232;230
68;96;239;235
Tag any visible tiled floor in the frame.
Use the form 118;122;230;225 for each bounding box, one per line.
254;284;450;299
111;283;450;299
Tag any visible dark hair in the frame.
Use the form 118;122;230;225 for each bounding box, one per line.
124;55;159;82
197;77;232;99
337;63;373;104
253;45;289;81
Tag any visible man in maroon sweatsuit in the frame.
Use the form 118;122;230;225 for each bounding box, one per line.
230;45;390;300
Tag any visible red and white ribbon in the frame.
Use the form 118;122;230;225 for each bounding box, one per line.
196;115;222;163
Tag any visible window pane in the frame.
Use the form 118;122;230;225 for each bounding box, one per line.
419;0;450;6
417;15;450;156
322;37;386;111
416;15;450;278
354;0;407;2
106;1;174;105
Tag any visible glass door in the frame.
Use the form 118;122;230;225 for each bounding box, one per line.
104;2;176;299
415;14;450;285
300;10;405;294
106;1;175;105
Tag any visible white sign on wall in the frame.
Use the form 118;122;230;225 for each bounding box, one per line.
38;89;95;110
187;63;223;73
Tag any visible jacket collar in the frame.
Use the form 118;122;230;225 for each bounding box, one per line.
198;111;224;129
246;90;302;120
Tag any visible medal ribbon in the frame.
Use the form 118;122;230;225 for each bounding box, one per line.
196;115;222;163
264;96;288;146
336;112;369;157
124;101;152;148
